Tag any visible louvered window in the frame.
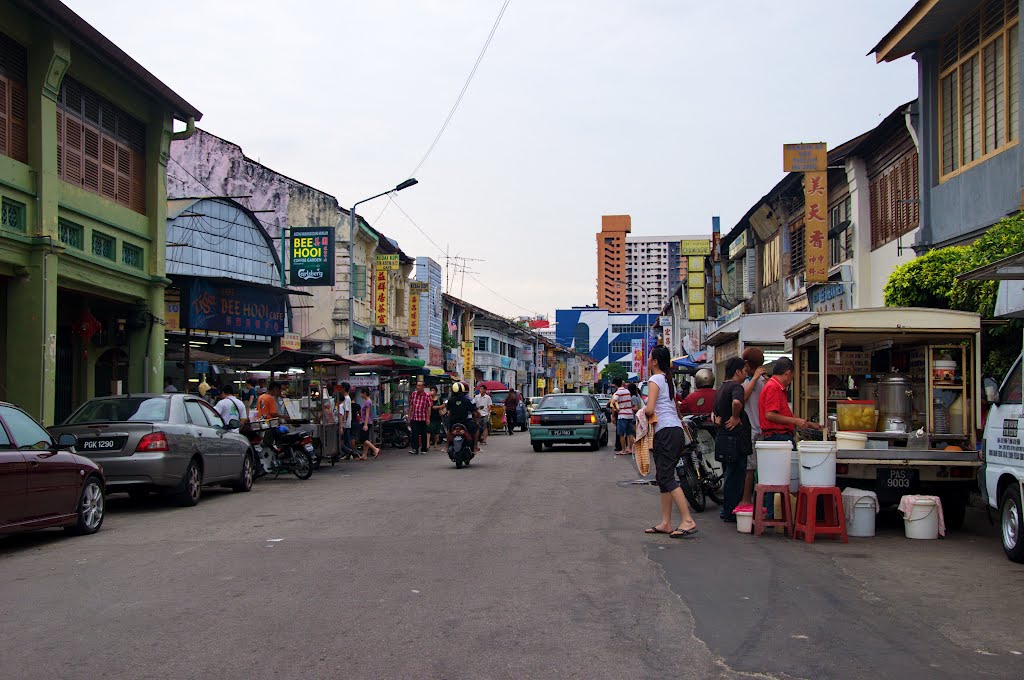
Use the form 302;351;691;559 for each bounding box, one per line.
353;264;367;299
761;235;780;287
869;151;921;250
939;0;1019;178
789;221;806;275
0;32;28;164
57;77;147;214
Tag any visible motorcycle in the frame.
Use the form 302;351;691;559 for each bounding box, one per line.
246;421;314;480
380;416;411;449
447;422;475;469
677;414;724;512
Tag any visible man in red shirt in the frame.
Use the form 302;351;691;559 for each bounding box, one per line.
408;380;433;455
758;357;820;445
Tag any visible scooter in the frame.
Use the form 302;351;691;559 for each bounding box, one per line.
247;421;314;480
676;414;724;512
447;422;475;469
380;416;411;449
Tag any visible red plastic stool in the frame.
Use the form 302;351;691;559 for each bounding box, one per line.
753;484;793;537
793;486;848;543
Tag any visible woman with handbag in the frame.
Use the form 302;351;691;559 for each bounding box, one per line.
713;357;752;522
642;346;699;539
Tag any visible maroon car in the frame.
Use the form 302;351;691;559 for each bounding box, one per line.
0;401;105;537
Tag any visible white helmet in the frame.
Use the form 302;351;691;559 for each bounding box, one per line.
451;382;463;394
694;368;714;389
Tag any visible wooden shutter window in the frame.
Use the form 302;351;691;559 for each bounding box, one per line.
100;135;116;200
0;73;28;164
64;116;84;186
0;74;8;159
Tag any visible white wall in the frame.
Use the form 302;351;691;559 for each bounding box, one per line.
865;227;921;308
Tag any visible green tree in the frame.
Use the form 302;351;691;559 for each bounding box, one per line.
600;362;627;382
882;245;972;310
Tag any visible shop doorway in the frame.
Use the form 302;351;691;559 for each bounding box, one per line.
55;327;75;423
95;348;129;398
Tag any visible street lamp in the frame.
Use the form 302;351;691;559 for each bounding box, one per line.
613;278;656;380
347;179;419;354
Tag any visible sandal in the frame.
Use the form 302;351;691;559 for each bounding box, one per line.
669;528;699;539
644;527;671;534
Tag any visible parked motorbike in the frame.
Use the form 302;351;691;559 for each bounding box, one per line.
380;416;411;449
447;422;475;469
246;421;314;480
677;414;724;512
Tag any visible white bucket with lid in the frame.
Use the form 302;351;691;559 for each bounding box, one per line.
904;498;940;539
789;451;800;493
798;441;838;487
755;440;793;486
835;432;868;450
735;510;753;533
841;489;879;537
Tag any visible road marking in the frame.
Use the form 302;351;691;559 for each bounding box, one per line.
267;538;284;542
1010;651;1022;656
975;650;997;656
411;590;420;594
791;635;809;640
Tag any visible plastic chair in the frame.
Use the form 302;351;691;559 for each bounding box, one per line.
793;486;848;544
753;484;793;537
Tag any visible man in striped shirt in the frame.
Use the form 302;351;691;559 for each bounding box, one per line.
613;377;635;455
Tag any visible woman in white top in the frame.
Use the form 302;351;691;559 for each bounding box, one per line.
643;345;699;539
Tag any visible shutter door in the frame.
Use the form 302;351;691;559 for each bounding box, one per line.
130;147;146;214
745;248;757;298
100;135;116;200
0;74;8;159
115;143;131;208
64;116;84;186
8;80;26;163
83;125;100;193
56;111;62;177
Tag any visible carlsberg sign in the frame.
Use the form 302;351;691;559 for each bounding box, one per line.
289;227;335;286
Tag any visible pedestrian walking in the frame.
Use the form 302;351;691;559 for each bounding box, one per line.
408;380;432;454
612;377;635;456
337;382;354;458
504;390;520;435
713;357;751;521
428;386;444;449
643;345;699;539
357;387;381;459
473;385;492;447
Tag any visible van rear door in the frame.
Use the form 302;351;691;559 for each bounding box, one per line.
984;354;1024;508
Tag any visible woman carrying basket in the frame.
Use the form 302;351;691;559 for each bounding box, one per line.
642;345;699;539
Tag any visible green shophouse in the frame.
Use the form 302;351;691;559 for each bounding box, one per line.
0;0;201;424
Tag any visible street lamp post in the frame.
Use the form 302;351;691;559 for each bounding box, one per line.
347;179;418;355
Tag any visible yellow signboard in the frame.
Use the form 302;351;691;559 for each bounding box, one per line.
409;292;420;335
375;253;400;271
165;298;180;331
374;270;388;327
687;256;704;270
688;303;706;321
281;332;301;351
688;271;704;289
688;287;705;304
783;142;827;172
679;239;711;256
537;377;546;389
803;170;829;283
462;340;474;378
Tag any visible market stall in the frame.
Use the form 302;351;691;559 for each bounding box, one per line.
705;312;813;380
785;307;982;527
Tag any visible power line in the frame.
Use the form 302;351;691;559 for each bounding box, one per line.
466;272;541;317
408;0;511;178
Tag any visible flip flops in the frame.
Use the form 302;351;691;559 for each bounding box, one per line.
644;527;671;534
670;528;699;539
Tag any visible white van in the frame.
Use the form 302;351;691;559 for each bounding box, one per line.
982;352;1024;562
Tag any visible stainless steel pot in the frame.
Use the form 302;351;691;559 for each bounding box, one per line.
876;373;914;432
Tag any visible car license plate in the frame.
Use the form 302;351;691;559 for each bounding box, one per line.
551;429;574;436
303;443;315;453
80;438;122;451
877;468;918;491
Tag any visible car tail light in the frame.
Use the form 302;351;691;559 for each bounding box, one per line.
836;463;849;475
136;432;169;452
588;414;597;424
530;415;540;425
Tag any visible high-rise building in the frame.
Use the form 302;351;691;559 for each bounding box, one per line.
596;215;631;312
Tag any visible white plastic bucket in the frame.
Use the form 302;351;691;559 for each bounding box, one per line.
847;498;877;537
835;432;868;450
798;441;837;487
904;499;940;540
789;452;800;493
735;510;753;533
755;440;793;486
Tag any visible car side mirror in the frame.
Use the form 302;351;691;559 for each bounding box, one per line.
56;433;78;449
227;419;241;430
984;377;1000;404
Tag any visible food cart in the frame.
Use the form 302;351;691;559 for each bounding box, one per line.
477;380;510;434
785;308;982;529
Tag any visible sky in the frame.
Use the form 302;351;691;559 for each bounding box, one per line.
66;0;917;319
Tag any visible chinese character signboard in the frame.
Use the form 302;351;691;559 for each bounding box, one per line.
783;143;827;172
376;254;400;271
288;227;334;286
803;170;828;283
462;340;474;379
409;292;420;336
663;326;672;352
374;270;388;327
679;240;711;256
631;339;645;376
185;280;286;336
281;333;301;351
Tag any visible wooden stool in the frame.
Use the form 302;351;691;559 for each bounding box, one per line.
753;484;793;537
793;486;848;544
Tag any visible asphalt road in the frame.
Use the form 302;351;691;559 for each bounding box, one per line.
2;433;1022;680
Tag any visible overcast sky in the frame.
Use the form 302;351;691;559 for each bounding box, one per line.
67;0;916;319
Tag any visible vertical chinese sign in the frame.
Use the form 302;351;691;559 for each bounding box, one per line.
374;269;388;327
462;340;474;381
409;292;420;336
631;339;645;376
783;142;828;284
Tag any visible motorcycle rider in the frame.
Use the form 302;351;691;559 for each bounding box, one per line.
446;382;479;453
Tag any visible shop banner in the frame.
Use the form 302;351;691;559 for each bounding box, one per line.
288;227;335;286
409;293;420;336
783;142;827;172
679;239;711;256
281;333;301;351
376;254;400;271
165;297;181;332
186;279;285;336
804;170;828;283
631;339;644;375
409;281;429;294
348;375;380;389
462;340;474;379
663;326;672;352
374;270;388;327
429;346;444;367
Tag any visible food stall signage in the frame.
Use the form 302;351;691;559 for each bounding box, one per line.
808;282;852;313
348;375;380;388
289;227;335;286
827;351;870;375
804;170;829;283
374;270;388;327
376;254;400;271
783;142;827;172
679;240;711;256
186;279;285;336
281;332;301;351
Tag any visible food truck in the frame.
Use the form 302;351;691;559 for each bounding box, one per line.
785;308;982;529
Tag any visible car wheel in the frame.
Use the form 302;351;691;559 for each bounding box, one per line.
65;476;105;535
173;458;203;507
532;442;543;452
599;427;609;448
1001;485;1024;563
589;438;600;452
543;443;553;450
232;453;255;493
